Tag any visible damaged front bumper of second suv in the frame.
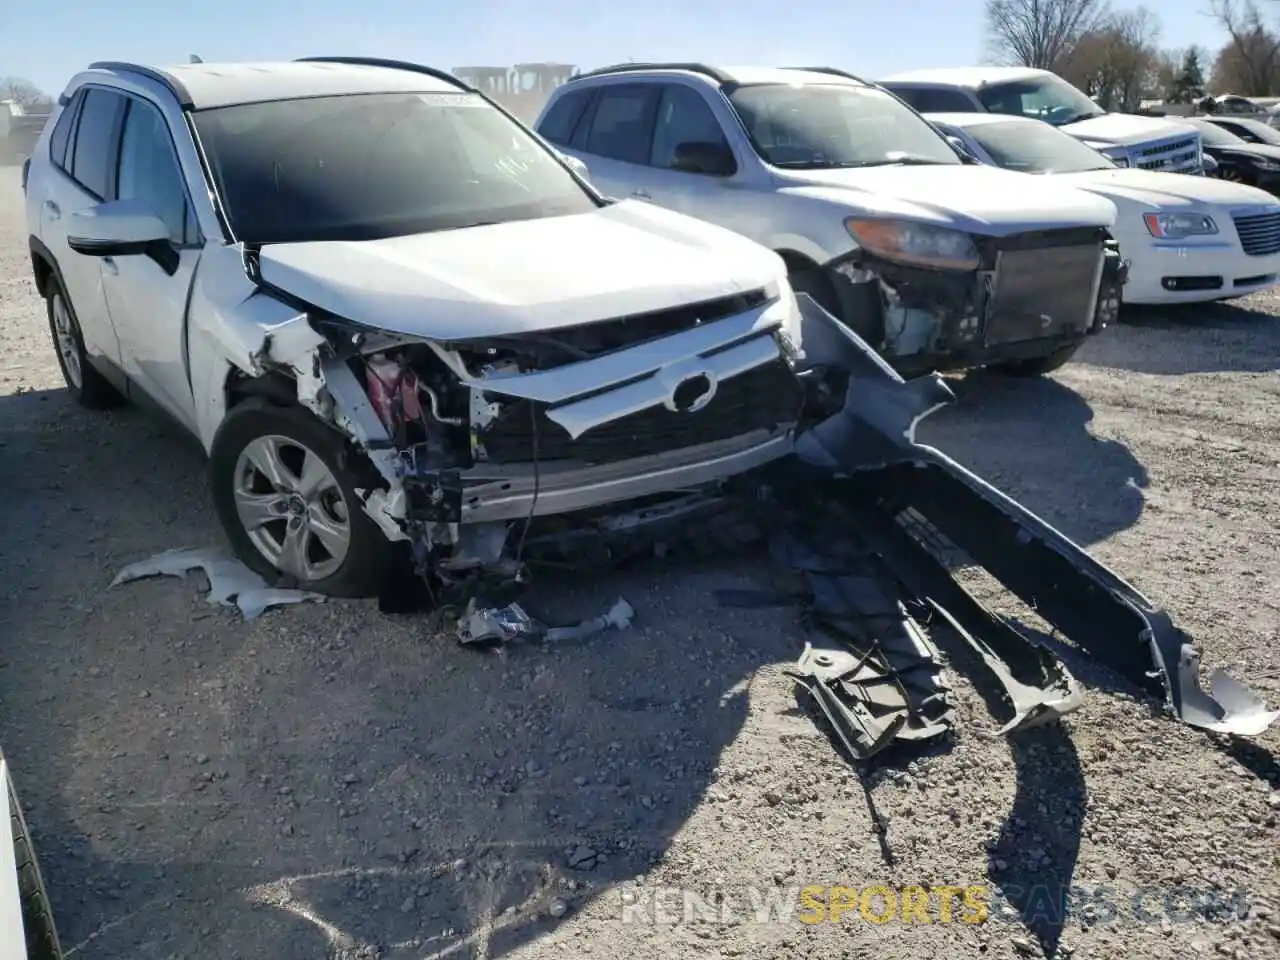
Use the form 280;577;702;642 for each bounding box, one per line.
823;226;1127;375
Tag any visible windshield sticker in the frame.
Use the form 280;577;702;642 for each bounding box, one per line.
417;93;485;108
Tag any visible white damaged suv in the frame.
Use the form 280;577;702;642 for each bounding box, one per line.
535;63;1128;377
23;57;813;597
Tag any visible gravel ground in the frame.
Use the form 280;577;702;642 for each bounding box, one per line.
1;165;1278;960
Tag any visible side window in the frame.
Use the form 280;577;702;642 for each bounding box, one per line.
70;88;127;200
583;85;659;165
1220;122;1253;141
650;85;732;172
538;88;592;145
904;87;979;113
47;92;82;170
116;97;197;245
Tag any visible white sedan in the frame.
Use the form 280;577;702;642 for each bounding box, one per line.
927;112;1280;305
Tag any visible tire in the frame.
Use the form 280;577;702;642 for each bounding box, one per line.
208;398;395;598
6;760;63;960
43;275;125;409
988;341;1081;377
790;267;843;319
789;265;883;343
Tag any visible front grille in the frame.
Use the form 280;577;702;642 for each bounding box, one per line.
1232;211;1280;256
452;289;769;368
984;238;1102;345
481;358;804;465
1135;135;1201;174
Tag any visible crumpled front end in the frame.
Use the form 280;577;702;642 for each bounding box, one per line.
826;225;1126;376
299;282;809;590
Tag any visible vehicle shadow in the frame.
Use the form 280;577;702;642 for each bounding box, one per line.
0;387;800;958
1081;300;1280;375
916;371;1149;548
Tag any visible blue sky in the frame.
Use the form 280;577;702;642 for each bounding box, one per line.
1;0;1223;98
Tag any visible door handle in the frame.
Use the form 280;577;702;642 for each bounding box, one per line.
632;189;651;200
102;257;118;276
44;199;60;220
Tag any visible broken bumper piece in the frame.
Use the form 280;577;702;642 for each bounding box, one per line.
790;292;1278;738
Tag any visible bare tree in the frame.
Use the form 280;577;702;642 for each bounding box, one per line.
1206;0;1280;94
983;0;1110;69
1057;6;1161;109
0;77;53;113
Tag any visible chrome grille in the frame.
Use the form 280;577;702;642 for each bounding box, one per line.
1232;210;1280;256
1134;134;1201;174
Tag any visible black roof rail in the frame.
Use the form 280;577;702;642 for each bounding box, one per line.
295;57;474;91
570;62;734;85
781;66;872;85
87;60;195;108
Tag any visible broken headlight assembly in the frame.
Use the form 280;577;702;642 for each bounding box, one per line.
1143;212;1218;239
844;217;981;271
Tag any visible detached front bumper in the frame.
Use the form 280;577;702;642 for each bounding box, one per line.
1123;238;1280;304
823;226;1127;376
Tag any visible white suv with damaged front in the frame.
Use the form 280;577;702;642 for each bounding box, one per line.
23;57;811;598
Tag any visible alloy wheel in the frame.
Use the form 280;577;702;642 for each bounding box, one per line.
50;292;82;390
232;435;352;583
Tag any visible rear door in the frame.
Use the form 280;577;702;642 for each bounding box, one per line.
38;86;128;371
97;93;204;432
559;83;662;201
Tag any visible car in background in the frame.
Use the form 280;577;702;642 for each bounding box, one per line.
1198;115;1280;149
1;747;63;959
535;62;1126;378
878;67;1205;175
23;57;817;597
927;113;1280;306
1180;118;1280;193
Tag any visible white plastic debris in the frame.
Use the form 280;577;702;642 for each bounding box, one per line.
454;595;635;646
544;597;635;642
110;547;325;621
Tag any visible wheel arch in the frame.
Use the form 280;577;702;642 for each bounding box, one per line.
28;237;60;299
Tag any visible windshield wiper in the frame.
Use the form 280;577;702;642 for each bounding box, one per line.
771;159;842;169
853;155;952;168
1057;112;1103;127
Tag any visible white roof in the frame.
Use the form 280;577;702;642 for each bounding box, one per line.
85;60;465;110
721;66;866;86
580;65;867;88
879;66;1048;88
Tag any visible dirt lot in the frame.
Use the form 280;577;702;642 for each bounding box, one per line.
1;165;1278;960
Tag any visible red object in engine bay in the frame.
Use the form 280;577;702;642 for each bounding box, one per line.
365;355;424;430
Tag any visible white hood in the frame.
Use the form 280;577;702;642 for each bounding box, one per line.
1052;167;1280;210
1059;113;1198;148
776;164;1116;236
256;201;787;340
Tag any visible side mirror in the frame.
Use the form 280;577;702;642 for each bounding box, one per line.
671;140;736;176
67;199;178;274
1202;153;1219;176
558;152;591;182
945;135;979;163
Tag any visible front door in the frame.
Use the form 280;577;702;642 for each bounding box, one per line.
97;94;204;432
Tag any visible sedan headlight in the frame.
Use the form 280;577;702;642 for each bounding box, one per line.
845;218;980;271
1143;212;1218;239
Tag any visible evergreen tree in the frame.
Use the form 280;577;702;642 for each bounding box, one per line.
1170;49;1207;103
